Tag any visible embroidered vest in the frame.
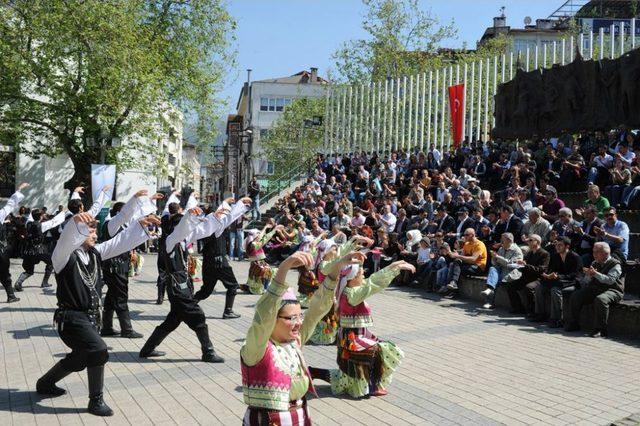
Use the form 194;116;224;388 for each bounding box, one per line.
338;293;373;328
247;242;266;261
241;341;312;411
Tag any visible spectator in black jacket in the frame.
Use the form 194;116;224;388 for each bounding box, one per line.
574;205;604;265
532;236;583;327
491;205;524;250
506;234;550;315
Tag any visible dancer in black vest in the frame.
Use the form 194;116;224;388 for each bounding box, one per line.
193;197;251;319
101;190;161;338
14;208;66;291
36;211;159;416
0;183;29;302
139;205;230;362
156;200;181;304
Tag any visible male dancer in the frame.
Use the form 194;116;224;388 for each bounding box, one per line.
14;207;66;290
0;182;29;302
36;211;160;416
139;200;244;362
100;190;163;338
193;197;250;319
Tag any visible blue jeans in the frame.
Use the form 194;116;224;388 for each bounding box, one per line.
605;184;628;207
229;230;244;260
622;185;640;207
486;266;503;289
251;196;261;220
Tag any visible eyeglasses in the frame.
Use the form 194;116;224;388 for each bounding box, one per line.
278;314;305;323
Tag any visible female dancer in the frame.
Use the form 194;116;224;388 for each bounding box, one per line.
242;220;280;294
309;259;414;398
240;250;365;424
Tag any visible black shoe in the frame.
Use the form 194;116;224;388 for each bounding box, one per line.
14;272;30;292
14;284;23;292
139;350;166;358
565;322;580;332
155;298;163;305
87;395;114;417
548;320;563;328
100;328;120;337
202;351;224;363
590;329;607;338
119;330;144;339
7;296;19;303
36;379;67;397
222;310;241;319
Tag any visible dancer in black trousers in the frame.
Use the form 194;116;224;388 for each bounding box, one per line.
193;197;251;319
36;212;159;416
101;190;162;338
0;183;29;302
139;204;233;362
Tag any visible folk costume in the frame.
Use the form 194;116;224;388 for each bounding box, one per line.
0;189;25;302
240;278;337;425
243;227;278;295
36;215;155;416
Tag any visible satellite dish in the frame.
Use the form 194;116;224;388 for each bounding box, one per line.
524;16;532;25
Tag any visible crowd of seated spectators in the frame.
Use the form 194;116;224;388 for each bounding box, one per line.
254;128;638;338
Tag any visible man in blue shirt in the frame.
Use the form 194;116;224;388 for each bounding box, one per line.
595;207;629;261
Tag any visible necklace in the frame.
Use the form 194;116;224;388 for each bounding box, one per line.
76;251;98;290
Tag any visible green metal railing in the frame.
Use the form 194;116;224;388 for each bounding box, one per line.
246;160;311;228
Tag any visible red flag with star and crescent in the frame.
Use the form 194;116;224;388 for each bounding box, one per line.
448;84;465;149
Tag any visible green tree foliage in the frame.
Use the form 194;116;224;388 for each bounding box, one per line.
332;0;457;84
0;0;235;191
261;97;326;178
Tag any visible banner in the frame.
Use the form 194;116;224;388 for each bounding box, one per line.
91;164;115;207
448;84;465;149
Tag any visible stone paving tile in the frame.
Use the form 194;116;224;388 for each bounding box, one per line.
2;256;640;425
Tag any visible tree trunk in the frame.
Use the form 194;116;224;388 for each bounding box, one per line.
63;150;93;207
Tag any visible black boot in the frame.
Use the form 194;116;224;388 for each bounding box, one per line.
41;270;52;288
100;309;119;336
222;288;240;319
308;366;332;383
196;326;224;363
139;326;168;358
14;272;31;292
87;366;113;417
2;279;19;303
117;311;143;338
36;361;71;396
156;281;165;305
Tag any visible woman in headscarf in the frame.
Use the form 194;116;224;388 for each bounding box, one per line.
240;250;364;425
242;221;281;295
308;258;415;398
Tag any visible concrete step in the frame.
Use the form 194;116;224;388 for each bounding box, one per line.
458;275;640;338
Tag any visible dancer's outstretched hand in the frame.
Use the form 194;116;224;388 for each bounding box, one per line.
74;212;94;224
18;183;29;191
139;214;161;228
188;207;203;216
327;251;367;281
274;252;314;284
388;260;416;274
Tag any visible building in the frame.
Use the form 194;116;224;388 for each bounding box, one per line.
479;14;569;55
180;143;201;196
14;105;185;209
227;68;328;193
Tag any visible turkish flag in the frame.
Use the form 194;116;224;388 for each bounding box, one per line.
448;84;465;149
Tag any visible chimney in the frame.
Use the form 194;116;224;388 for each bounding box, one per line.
493;16;506;28
310;67;318;83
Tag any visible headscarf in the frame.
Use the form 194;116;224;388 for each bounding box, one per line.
280;287;299;309
405;230;422;250
243;228;261;252
336;263;360;309
298;235;315;253
313;238;337;270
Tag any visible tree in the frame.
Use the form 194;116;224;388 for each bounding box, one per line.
332;0;456;83
261;97;326;178
0;0;235;192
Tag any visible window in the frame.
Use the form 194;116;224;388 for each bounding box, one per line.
259;97;293;112
267;162;275;175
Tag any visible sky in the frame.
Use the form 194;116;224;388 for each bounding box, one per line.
220;0;564;112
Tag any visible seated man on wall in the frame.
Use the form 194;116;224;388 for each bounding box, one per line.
566;242;624;338
505;234;550;316
532;236;582;328
439;228;487;296
480;232;523;310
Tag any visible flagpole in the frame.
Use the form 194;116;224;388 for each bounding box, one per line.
462;63;467;147
420;72;426;152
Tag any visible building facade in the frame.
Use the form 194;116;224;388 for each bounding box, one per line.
226;68;328;194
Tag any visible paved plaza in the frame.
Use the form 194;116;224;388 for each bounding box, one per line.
2;256;640;425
